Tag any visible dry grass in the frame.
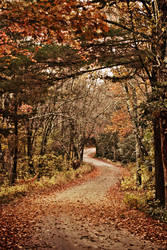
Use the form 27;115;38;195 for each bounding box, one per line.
0;163;95;206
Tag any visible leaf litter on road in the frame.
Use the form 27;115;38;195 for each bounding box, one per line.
0;148;167;249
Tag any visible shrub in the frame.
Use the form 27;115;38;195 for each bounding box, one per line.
123;192;147;210
121;163;167;223
0;163;94;205
33;154;70;178
145;199;167;223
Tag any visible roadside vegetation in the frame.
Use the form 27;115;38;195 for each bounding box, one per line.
0;163;94;206
96;127;167;223
121;163;167;224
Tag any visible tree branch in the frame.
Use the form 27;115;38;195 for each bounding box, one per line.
52;60;139;81
104;19;151;41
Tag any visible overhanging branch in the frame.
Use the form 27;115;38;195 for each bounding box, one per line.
52;59;139;81
105;19;151;41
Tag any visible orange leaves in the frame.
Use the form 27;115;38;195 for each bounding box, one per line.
0;31;10;45
0;164;100;249
107;107;133;137
105;82;133;137
18;104;33;114
108;187;167;248
0;0;110;68
0;0;109;52
0;30;13;57
8;23;25;34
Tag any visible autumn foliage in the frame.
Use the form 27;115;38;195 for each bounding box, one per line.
0;0;108;59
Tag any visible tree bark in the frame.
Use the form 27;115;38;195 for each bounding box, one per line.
10;102;18;185
122;81;144;185
153;118;165;205
160;112;167;208
27;120;35;175
136;135;142;186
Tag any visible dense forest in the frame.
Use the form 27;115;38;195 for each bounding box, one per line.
0;0;167;215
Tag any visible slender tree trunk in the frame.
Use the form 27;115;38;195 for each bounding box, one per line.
40;128;48;156
136;135;142;186
153;118;165;205
79;137;85;162
160;112;167;208
123;82;145;185
40;120;52;156
69;118;79;160
0;136;5;185
10;102;18;185
80;146;84;162
113;146;116;162
27;120;35;175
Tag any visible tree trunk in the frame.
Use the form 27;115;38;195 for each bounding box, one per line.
79;139;85;162
27;120;35;176
80;146;84;162
10;103;18;185
160;112;167;208
40;121;52;156
136;136;142;186
69;118;79;160
153;118;165;205
0;136;5;185
113;146;117;162
122;81;147;185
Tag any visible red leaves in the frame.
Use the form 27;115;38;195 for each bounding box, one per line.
107;186;167;248
0;0;109;59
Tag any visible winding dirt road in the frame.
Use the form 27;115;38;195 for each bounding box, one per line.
23;148;162;249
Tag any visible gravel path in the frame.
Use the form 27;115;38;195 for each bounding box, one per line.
25;148;163;250
55;148;120;205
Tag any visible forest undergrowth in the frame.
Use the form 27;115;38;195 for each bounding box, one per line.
0;163;96;206
106;163;167;247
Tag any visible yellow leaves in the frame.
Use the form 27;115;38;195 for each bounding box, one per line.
161;27;166;33
96;28;103;34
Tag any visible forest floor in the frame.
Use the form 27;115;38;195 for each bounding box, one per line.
0;148;167;249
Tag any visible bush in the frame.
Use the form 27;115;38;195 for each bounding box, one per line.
121;163;167;223
123;192;147;210
33;154;70;178
145;199;167;222
96;132;119;160
117;134;136;163
0;163;94;205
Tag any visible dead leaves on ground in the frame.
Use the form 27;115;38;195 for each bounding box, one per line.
0;166;100;249
107;186;167;248
0;166;167;249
